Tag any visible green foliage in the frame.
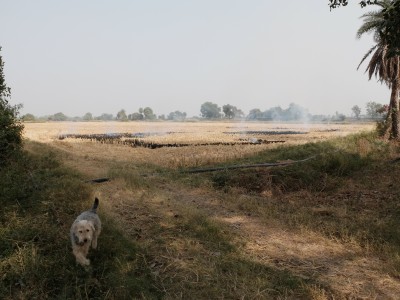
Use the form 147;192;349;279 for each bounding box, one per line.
366;101;385;118
352;105;362;118
167;110;187;121
21;113;36;122
48;112;68;121
200;101;221;119
210;132;386;193
82;112;93;121
246;103;310;121
96;113;114;121
0;47;24;166
116;109;128;121
143;107;156;120
0;144;161;299
128;112;143;120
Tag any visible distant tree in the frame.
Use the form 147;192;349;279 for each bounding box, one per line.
22;113;36;122
262;106;283;120
49;112;68;121
366;101;385;118
142;107;156;120
200;102;221;119
222;104;239;119
0;46;23;165
96;113;114;121
247;108;263;120
235;109;245;119
351;105;362;119
158;114;166;120
82;112;93;121
116;109;128;121
71;116;82;122
129;112;144;120
332;111;346;121
167;111;187;121
284;103;310;121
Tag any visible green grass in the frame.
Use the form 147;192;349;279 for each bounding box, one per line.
0;143;161;299
206;131;390;193
190;132;400;276
3;131;400;298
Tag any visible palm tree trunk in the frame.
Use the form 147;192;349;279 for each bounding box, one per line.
390;80;400;139
383;105;393;139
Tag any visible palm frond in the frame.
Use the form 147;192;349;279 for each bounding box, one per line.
358;44;379;70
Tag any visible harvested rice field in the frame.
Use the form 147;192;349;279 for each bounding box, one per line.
23;121;374;169
20;120;400;299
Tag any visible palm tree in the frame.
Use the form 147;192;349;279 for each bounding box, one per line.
357;0;400;139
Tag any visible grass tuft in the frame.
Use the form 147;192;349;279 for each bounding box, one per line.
0;144;162;299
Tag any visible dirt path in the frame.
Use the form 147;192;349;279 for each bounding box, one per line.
38;140;400;299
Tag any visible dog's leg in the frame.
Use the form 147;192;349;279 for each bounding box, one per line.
91;234;98;249
73;246;90;266
91;228;101;249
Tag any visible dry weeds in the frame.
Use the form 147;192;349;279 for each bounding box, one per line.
22;121;400;299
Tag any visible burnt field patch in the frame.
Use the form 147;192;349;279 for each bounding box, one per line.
225;130;308;135
58;132;286;149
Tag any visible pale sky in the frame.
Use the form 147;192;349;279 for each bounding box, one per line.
0;0;390;118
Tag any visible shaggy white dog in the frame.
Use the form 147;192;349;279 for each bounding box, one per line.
70;198;102;266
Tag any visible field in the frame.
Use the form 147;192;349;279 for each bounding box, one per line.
23;121;374;169
5;120;400;299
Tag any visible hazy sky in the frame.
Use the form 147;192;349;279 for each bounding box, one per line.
0;1;390;118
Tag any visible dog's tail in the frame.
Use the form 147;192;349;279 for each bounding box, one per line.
91;197;99;213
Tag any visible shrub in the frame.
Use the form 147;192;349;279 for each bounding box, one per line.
0;47;24;166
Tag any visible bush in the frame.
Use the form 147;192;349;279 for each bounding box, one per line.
0;47;24;166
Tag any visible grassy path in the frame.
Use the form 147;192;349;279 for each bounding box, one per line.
46;136;400;299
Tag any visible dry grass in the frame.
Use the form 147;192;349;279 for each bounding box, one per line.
24;121;374;169
17;120;400;299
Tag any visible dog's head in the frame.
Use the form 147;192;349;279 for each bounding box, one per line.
71;220;95;246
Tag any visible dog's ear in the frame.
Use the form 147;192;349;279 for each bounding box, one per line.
73;232;79;244
71;222;79;242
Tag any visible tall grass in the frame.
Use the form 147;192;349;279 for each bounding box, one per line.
4;130;400;298
201;132;400;276
0;143;161;299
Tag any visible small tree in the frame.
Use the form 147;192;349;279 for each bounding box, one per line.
143;107;156;120
116;109;128;121
82;112;93;121
129;112;144;120
351;105;362;119
366;101;385;119
200;102;221;119
96;113;114;121
167;111;187;121
0;47;23;165
49;112;68;121
247;108;263;120
222;104;237;119
332;111;346;121
22;113;36;122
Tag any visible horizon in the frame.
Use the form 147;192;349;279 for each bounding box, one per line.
0;1;391;118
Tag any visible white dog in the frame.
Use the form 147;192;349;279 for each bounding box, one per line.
70;198;102;266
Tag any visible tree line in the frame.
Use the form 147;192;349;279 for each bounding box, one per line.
21;101;386;122
2;0;400;168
